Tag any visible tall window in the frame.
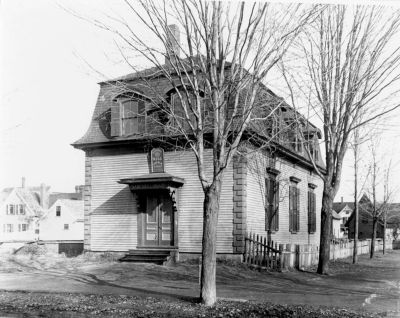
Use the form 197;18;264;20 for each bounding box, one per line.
121;99;146;135
308;185;317;234
19;204;25;215
265;174;279;232
56;206;61;217
289;177;301;233
168;92;196;131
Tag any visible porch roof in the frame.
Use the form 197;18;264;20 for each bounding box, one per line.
118;173;185;190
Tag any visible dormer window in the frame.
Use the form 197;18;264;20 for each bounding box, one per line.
110;90;150;137
121;99;146;135
166;88;198;132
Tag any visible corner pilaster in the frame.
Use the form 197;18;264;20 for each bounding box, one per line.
232;155;247;254
84;151;92;251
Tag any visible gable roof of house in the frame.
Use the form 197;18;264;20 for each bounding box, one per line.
331;210;341;220
0;187;44;216
51;199;84;220
49;192;83;208
332;202;354;213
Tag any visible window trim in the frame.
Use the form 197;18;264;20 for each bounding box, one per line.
265;176;280;233
56;206;61;217
308;187;317;234
289;181;300;233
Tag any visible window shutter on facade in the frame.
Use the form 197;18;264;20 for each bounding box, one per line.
274;181;280;231
265;178;270;231
296;188;300;232
110;102;121;137
289;186;294;232
311;192;316;233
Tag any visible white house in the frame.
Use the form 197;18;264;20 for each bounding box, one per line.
332;201;354;239
0;187;44;243
39;199;84;241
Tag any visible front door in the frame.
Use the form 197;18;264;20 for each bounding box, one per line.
144;191;174;246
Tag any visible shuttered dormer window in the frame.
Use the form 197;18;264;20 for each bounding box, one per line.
110;90;150;137
121;99;146;135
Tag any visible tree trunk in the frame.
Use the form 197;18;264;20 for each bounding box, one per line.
383;211;386;255
370;217;377;258
200;179;222;306
353;199;359;263
317;186;333;274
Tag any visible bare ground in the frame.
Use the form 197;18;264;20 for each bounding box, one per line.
0;247;399;317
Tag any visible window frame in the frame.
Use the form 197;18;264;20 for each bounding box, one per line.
265;168;280;233
56;206;61;217
289;177;301;233
307;184;317;234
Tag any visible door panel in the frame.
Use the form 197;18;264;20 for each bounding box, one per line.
144;191;174;246
145;195;159;245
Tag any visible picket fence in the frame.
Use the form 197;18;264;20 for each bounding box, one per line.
243;232;282;271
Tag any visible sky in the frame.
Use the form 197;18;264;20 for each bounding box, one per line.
1;0;400;201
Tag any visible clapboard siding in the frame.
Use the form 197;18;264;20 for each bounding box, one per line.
89;149;233;253
246;153;323;246
91;215;136;251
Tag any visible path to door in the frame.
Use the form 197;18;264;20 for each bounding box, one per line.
0;250;399;315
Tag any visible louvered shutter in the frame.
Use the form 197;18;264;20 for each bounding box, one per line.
274;181;280;231
110;101;121;137
312;192;316;233
307;191;313;233
296;188;300;232
265;178;270;231
289;186;293;232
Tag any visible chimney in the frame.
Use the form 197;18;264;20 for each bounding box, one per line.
165;24;180;65
21;177;25;188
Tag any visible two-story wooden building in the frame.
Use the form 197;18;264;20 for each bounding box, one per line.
73;28;325;261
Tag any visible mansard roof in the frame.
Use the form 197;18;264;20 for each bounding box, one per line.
73;63;325;170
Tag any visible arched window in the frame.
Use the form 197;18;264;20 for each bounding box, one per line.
120;99;146;135
164;86;208;133
110;91;150;137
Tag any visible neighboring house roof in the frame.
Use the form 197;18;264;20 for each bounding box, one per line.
49;192;83;208
49;199;84;221
331;210;341;220
386;203;400;228
0;188;13;205
332;202;354;213
0;187;44;217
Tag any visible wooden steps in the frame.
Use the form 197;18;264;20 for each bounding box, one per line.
119;249;172;265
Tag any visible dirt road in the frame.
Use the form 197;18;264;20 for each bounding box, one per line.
0;250;399;316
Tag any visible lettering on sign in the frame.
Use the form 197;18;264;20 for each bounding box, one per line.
151;148;164;173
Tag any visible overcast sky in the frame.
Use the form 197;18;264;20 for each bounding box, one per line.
1;0;400;202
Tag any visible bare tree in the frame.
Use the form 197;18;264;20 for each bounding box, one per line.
363;142;393;258
70;0;318;305
280;5;400;274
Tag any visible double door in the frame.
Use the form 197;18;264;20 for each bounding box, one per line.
144;191;174;246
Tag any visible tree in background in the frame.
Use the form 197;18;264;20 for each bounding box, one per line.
280;5;400;274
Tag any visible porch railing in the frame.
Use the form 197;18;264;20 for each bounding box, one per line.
243;232;282;271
